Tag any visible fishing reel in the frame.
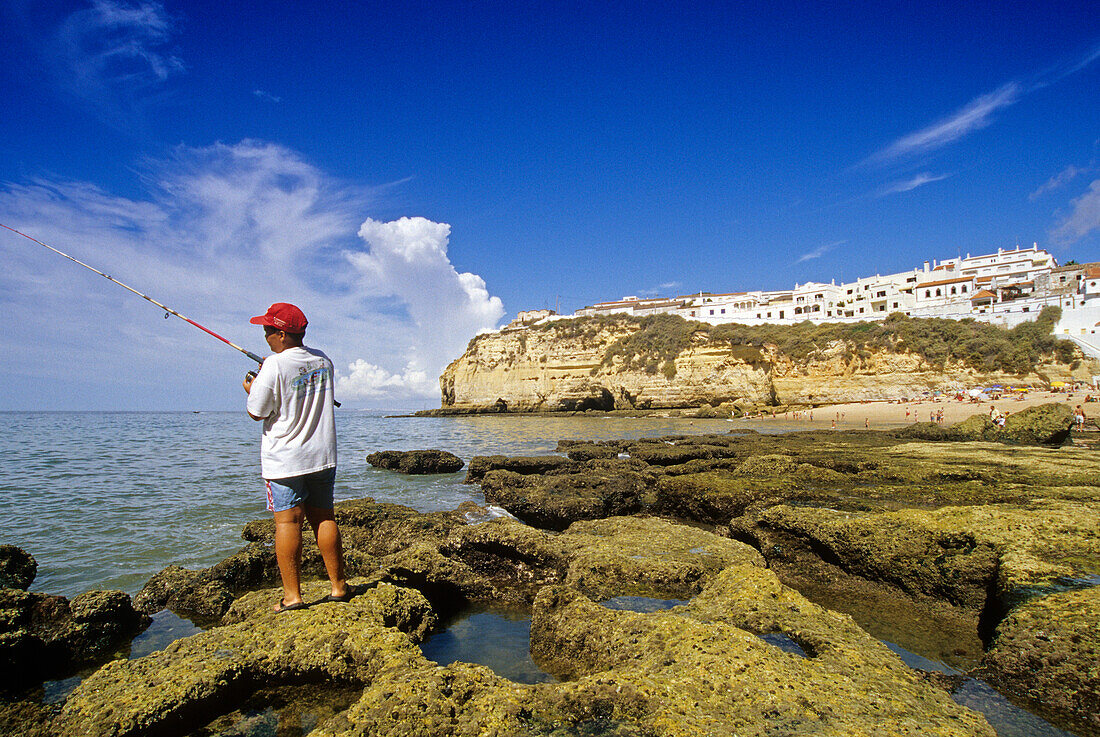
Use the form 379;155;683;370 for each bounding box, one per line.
244;370;257;383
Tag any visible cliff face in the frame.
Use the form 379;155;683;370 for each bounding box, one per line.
436;319;1088;412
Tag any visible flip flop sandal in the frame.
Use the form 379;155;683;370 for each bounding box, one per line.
275;598;308;613
320;587;355;603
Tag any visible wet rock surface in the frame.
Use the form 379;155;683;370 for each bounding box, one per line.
0;586;148;687
365;448;465;474
979;585;1100;735
6;404;1097;735
0;545;36;591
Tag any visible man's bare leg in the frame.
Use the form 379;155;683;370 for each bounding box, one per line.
305;505;347;598
273;506;306;608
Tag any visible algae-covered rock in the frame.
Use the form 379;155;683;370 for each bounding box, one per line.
743;499;1100;610
563;443;619;461
56;580;433;737
366;449;465;474
528;569;995;736
945;414;997;441
560;516;764;600
895;403;1073;446
464;454;574;483
998;402;1073;445
137;499;468;619
0;545;36;591
480;468;653;530
980;585;1100;736
0;588;148;687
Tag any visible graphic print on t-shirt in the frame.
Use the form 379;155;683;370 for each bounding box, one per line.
291;361;332;397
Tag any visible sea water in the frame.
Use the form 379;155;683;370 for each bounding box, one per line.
0;411;748;597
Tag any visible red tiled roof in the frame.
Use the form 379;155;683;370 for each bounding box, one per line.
918;276;973;288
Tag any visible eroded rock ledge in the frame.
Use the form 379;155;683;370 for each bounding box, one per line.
5;405;1097;736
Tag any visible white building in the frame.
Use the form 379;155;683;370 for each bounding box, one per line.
566;247;1100;357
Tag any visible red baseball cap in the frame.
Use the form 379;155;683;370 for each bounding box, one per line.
250;303;308;332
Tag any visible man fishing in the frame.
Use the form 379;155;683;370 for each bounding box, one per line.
242;303;350;612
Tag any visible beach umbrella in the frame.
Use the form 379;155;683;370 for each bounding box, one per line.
968;389;983;398
1051;382;1066;388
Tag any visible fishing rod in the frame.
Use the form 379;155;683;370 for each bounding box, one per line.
2;222;266;366
3;223;343;407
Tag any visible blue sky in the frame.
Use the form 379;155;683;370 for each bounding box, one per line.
1;0;1098;410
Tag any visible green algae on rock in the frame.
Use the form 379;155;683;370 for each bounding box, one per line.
979;585;1100;736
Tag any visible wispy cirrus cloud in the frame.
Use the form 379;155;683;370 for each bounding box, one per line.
864;43;1100;170
1050;179;1100;245
878;172;951;197
796;240;845;264
1029;165;1085;201
864;83;1021;167
253;89;281;103
51;0;184;126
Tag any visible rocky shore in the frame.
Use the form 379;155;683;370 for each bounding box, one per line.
1;404;1096;735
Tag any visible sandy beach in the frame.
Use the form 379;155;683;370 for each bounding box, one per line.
767;391;1095;430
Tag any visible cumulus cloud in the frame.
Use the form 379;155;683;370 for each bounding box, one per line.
0;141;503;409
51;0;184;125
336;217;505;400
1050;179;1100;245
1029;165;1084;201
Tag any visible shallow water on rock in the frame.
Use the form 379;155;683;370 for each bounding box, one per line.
42;608;206;705
758;632;809;657
599;595;687;612
187;684;361;737
886;641;1080;737
419;606;556;684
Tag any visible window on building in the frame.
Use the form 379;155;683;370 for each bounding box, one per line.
935;288;941;297
951;287;956;295
779;311;784;318
720;309;725;314
962;285;967;293
925;290;931;298
892;302;898;308
709;309;714;315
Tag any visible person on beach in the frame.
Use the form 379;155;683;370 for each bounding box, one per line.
242;303;350;612
1076;405;1087;429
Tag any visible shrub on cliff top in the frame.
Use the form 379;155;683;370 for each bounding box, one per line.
571;306;1075;375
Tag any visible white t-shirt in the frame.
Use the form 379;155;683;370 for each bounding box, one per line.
246;346;337;479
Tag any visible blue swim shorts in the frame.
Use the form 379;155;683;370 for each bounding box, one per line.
265;467;337;513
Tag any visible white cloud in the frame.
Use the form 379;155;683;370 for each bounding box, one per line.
0;141;504;409
1029;165;1083;201
865;83;1021;166
879;172;950;196
796;240;844;263
253;89;281;103
337;217;505;400
1050;179;1100;245
51;0;184;125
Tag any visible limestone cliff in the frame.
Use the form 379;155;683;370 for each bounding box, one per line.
432;315;1091;413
